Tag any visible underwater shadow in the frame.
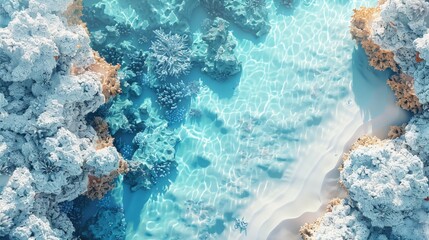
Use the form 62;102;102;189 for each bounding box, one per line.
351;46;396;122
229;23;268;45
122;166;178;232
273;0;297;16
188;67;242;99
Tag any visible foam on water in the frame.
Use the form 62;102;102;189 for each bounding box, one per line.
113;0;409;239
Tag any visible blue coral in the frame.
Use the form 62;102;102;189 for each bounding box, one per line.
141;72;158;87
156;80;190;110
151;160;178;181
119;144;134;160
115;23;133;36
128;51;148;77
82;207;127;240
123;161;153;191
150;29;192;78
166;107;187;125
100;44;123;65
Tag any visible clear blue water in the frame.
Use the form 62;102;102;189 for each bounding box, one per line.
79;0;405;239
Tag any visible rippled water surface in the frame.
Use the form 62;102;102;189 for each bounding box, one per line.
103;0;384;239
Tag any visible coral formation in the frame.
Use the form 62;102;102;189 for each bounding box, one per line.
123;99;180;191
89;51;121;100
0;1;122;238
342;140;428;228
64;0;84;26
302;199;371;240
308;1;429;231
82;207;126;240
92;116;114;149
308;134;429;239
341;135;382;162
86;159;128;200
193;17;242;80
149;29;192;78
387;73;422;113
201;0;270;37
370;0;429;104
156;80;190;110
387;125;405;139
350;6;398;72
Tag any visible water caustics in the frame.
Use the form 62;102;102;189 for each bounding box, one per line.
101;0;406;239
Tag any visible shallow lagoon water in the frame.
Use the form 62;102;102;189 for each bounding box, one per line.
101;0;409;239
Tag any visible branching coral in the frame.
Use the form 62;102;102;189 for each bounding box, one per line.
156;80;190;110
387;73;422;113
150;29;192;78
350;6;398;72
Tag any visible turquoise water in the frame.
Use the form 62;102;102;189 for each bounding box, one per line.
83;0;405;239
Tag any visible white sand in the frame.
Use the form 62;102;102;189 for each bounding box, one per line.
237;48;409;240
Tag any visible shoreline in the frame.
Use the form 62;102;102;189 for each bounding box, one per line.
234;48;409;239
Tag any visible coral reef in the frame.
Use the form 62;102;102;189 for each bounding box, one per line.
350;6;398;72
307;134;429;239
404;112;429;162
149;29;192;78
341;140;428;228
387;73;422;113
92;116;114;149
370;0;429;104
309;2;429;231
88;51;121;101
387;125;405;139
341;135;382;162
0;1;122;238
64;0;84;26
124;159;177;191
123;99;180;191
82;207;126;240
156;80;190;110
201;0;270;37
302;199;371;240
193;17;242;80
86;159;128;200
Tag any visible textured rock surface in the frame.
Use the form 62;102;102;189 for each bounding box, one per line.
307;199;371;240
371;0;429;104
342;140;428;227
197;17;242;80
201;0;270;37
